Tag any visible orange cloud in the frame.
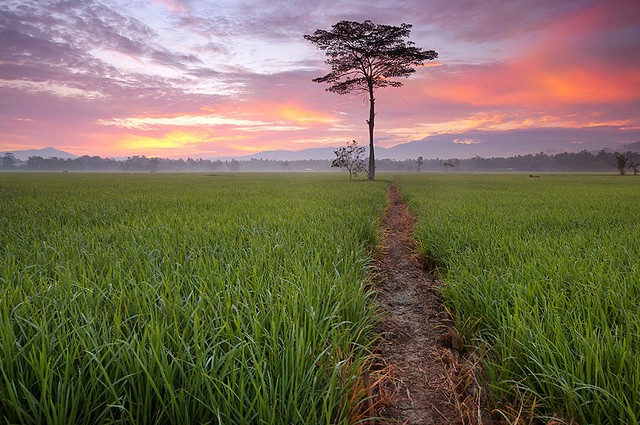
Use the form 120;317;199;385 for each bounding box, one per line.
105;103;338;132
427;61;639;109
201;102;338;125
114;130;247;156
120;131;199;150
532;68;638;104
423;1;640;114
276;103;337;124
88;99;350;158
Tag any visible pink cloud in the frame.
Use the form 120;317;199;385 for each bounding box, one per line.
1;0;639;159
150;0;189;13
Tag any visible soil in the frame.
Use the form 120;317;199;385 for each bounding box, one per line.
372;184;485;425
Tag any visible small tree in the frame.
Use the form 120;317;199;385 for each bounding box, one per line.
441;159;457;173
614;152;630;175
305;21;437;181
1;153;16;170
332;140;366;179
228;159;240;172
416;156;424;172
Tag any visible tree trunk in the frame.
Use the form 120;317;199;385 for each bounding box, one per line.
367;86;375;181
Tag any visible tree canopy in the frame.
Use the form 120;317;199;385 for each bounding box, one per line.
305;20;437;180
304;21;436;94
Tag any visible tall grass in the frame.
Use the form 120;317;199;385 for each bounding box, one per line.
0;173;388;424
401;174;640;424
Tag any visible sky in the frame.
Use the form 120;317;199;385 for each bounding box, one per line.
1;0;639;159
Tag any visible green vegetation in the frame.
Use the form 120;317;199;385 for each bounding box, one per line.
4;171;638;424
400;174;640;424
0;173;387;425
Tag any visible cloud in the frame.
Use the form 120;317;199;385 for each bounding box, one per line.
453;138;479;145
1;0;639;159
150;0;191;14
425;62;640;109
395;0;640;141
0;0;227;93
418;0;592;42
0;79;105;99
98;115;267;130
98;114;304;132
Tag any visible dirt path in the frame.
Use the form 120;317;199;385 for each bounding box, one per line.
373;184;470;425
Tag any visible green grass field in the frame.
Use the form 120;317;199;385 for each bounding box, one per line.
2;172;639;424
400;174;640;424
0;173;387;424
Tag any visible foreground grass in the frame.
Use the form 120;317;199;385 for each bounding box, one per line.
401;174;640;424
0;173;388;425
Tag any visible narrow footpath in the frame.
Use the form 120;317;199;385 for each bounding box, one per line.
373;185;474;425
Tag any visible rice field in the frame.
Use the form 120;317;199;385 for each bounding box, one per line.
3;171;639;424
0;173;388;425
400;174;640;424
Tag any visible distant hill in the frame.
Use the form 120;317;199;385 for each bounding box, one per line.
4;147;78;161
622;141;640;153
239;127;630;161
234;146;391;161
235;147;337;161
384;128;632;160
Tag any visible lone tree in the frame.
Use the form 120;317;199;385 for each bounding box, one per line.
305;20;437;180
332;140;366;179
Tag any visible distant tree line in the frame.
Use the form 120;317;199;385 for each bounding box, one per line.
456;150;640;173
376;150;640;173
1;150;639;173
322;151;630;173
0;154;334;172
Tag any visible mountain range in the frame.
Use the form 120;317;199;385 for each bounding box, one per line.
5;147;78;161
240;128;639;161
4;128;639;162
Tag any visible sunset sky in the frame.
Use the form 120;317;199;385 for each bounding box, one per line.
1;0;639;159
